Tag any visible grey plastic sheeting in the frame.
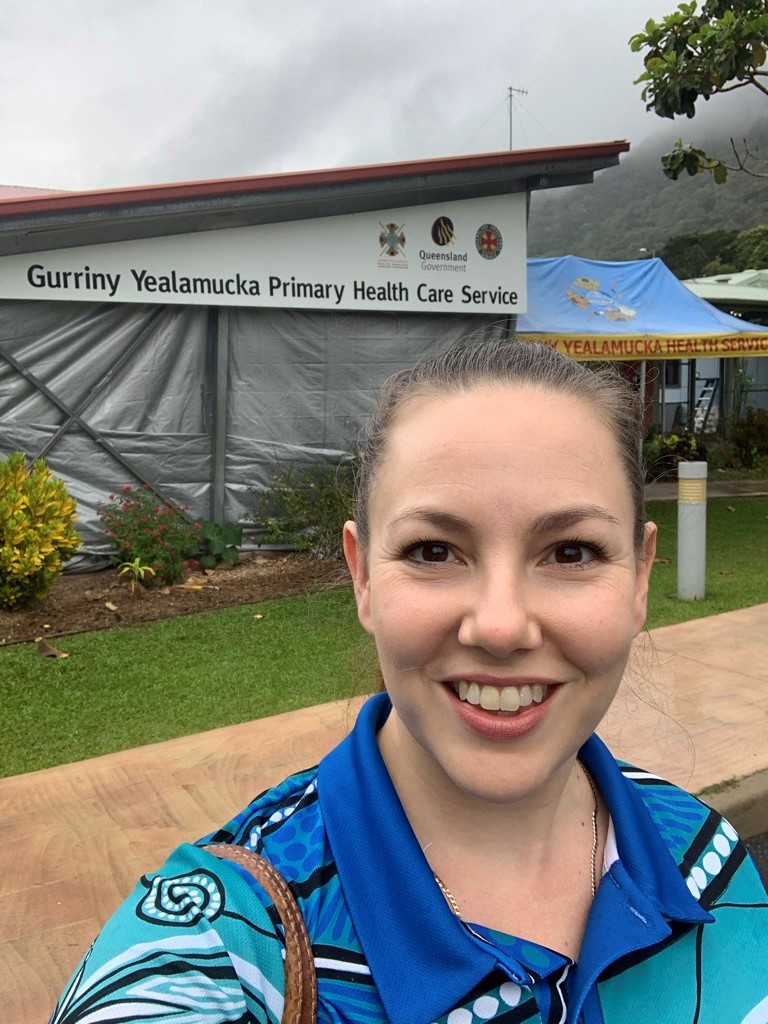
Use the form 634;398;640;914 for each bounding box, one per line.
0;298;506;568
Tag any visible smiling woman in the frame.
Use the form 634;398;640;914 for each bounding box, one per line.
344;385;654;848
49;338;767;1024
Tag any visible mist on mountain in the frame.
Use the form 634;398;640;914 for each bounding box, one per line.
528;109;768;263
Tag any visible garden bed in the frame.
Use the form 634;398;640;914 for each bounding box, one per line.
0;554;346;645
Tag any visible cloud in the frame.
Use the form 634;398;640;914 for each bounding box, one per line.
0;0;761;190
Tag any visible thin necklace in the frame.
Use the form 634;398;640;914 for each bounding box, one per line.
434;874;463;918
434;762;600;919
581;762;600;899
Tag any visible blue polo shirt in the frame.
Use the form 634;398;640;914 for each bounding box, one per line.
49;692;768;1024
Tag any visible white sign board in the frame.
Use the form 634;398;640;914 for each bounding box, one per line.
0;193;527;314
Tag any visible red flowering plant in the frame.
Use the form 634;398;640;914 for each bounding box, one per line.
98;485;203;587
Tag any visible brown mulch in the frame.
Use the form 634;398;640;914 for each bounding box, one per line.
0;554;348;646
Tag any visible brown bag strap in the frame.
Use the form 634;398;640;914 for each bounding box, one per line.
203;843;317;1024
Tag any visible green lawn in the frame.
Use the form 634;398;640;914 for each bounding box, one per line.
645;495;768;628
1;496;766;778
0;587;374;778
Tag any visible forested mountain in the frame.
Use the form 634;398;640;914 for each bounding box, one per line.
527;116;768;262
658;224;768;279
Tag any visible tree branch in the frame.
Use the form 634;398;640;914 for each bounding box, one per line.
718;81;752;94
728;137;768;178
717;78;768;98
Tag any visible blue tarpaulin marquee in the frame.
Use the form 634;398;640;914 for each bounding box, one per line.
515;255;768;360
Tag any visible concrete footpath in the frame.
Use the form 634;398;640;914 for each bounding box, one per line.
646;477;768;501
642;477;768;849
648;477;768;880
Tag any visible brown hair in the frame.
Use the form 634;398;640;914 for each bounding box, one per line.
354;336;646;550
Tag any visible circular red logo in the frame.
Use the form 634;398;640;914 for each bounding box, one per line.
475;224;503;260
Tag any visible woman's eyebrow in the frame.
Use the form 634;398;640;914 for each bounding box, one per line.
386;504;622;536
387;508;474;534
530;505;621;535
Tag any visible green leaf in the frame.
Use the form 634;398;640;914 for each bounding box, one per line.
201;520;219;541
220;523;243;546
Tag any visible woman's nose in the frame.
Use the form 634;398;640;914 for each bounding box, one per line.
457;568;542;658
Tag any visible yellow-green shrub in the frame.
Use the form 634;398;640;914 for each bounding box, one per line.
0;452;80;609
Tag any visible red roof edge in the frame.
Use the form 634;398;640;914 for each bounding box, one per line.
0;142;629;219
0;184;71;200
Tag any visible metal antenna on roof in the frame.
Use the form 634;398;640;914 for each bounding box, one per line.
507;86;528;149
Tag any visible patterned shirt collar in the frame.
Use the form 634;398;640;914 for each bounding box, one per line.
318;693;712;1024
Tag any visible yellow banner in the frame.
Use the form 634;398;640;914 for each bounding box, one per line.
518;333;768;361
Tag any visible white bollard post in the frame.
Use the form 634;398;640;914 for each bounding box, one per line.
677;461;708;601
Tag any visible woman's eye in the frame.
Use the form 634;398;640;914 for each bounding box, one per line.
407;541;455;563
549;543;597;565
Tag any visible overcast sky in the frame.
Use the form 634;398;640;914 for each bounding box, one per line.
0;0;762;191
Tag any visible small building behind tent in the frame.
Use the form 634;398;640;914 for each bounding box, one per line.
682;269;768;423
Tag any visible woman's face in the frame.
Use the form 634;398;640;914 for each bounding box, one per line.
344;385;656;805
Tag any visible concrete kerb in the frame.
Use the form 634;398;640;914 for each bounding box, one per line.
698;768;768;841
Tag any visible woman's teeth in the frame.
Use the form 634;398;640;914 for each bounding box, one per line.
454;681;549;714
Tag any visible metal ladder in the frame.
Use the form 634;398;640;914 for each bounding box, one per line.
693;378;719;432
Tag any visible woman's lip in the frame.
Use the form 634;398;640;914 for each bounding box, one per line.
445;680;557;740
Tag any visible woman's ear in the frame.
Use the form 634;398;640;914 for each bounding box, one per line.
343;521;373;635
633;521;658;635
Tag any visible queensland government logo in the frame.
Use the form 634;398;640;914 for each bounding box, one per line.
475;224;503;260
431;216;455;246
420;215;467;272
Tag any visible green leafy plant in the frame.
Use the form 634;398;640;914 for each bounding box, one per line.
630;0;768;183
248;458;357;560
118;557;156;594
644;430;705;481
729;407;768;468
199;521;243;569
660;141;730;185
642;426;664;482
0;451;80;609
98;485;202;587
703;435;738;472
